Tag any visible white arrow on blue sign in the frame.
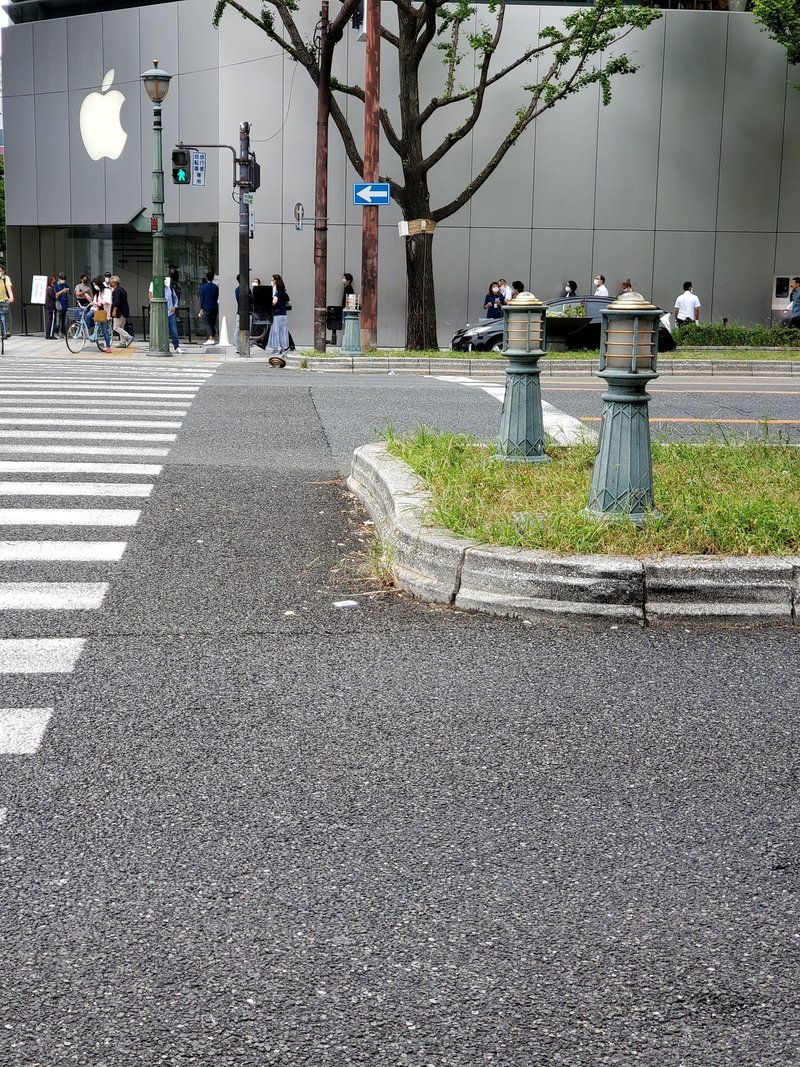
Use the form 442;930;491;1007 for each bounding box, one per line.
353;182;390;206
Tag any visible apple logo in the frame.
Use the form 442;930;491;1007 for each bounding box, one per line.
79;69;127;161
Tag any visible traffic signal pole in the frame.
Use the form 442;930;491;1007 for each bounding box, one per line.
237;122;252;358
175;131;260;358
361;0;380;351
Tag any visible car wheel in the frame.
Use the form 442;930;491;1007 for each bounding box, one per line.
490;342;503;353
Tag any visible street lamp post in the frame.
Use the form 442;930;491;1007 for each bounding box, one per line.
141;61;172;357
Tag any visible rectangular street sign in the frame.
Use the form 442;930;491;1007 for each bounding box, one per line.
191;151;207;187
353;182;390;206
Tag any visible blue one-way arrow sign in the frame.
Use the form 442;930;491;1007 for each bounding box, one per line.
353;182;391;206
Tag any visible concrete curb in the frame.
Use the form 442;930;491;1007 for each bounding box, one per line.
348;443;799;627
287;353;800;377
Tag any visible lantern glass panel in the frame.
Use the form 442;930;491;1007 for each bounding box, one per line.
506;308;544;352
604;316;656;370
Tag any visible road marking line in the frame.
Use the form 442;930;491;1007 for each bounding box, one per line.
0;418;182;429
0;508;140;526
0;391;198;400
543;386;800;395
0;399;191;409
0;462;162;475
0;582;109;610
0;406;189;417
432;376;595;444
0;481;152;498
0;430;177;443
0;445;169;457
0;541;127;561
579;417;800;425
0;638;84;673
0;708;53;754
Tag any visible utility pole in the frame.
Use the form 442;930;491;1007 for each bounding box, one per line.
238;121;252;357
314;3;331;353
361;0;380;351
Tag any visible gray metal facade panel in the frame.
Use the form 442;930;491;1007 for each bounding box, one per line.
651;230;716;320
776;82;800;235
32;17;68;95
532;82;600;232
594;19;666;232
2;22;35;95
716;14;787;233
656;12;727;232
65;13;104;94
531;228;593;298
466;228;533;320
4;95;37;225
590;230;656;302
713;231;777;324
35;91;72;225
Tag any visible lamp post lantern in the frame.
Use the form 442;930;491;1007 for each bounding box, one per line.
496;292;550;463
141;61;172;357
586;290;663;524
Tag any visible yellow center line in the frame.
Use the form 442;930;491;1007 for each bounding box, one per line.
579;416;800;424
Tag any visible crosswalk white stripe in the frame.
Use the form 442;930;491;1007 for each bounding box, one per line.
0;399;191;409
0;407;189;417
0;482;152;497
0;582;109;610
0;391;198;399
0;430;177;443
0;462;162;475
0;508;140;526
0;445;169;457
0;638;85;673
0;541;127;561
0;379;208;387
0;708;53;754
0;418;182;429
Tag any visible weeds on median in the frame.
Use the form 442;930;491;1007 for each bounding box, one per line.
384;426;800;556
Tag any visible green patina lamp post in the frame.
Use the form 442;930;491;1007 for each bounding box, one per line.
587;290;663;524
496;292;550;463
340;294;362;357
141;61;172;358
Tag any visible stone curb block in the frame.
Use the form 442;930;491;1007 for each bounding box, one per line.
644;557;794;623
456;547;644;622
348;444;799;626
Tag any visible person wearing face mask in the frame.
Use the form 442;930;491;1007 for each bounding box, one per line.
593;274;609;297
564;280;578;298
483;281;505;319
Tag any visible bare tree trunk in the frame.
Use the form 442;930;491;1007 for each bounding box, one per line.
404;232;438;350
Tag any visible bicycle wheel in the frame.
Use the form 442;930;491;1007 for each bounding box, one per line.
65;322;86;353
95;328;107;352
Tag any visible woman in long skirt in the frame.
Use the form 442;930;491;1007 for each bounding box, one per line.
267;274;290;354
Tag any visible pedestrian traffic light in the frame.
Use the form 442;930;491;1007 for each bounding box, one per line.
172;148;190;185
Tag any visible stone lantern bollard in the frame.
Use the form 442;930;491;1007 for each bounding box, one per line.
340;293;363;357
496;292;550;463
586;290;663;524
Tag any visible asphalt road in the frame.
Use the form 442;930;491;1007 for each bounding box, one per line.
1;357;798;1066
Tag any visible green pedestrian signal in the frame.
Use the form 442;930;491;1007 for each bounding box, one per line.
172;148;190;185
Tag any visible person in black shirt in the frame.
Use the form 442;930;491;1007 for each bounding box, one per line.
110;276;133;347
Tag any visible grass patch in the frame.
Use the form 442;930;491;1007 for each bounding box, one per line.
385;427;800;556
303;347;800;361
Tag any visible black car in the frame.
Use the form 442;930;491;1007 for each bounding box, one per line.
451;295;676;353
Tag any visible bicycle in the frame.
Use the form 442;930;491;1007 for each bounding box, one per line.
65;307;109;353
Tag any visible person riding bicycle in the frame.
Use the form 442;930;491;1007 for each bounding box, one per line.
88;275;112;352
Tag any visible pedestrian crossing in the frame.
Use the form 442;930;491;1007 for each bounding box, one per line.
0;358;219;780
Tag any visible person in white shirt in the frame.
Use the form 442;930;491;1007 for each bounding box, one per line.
498;278;513;302
674;281;701;326
593;274;609;297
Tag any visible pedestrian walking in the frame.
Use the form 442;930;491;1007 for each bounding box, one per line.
0;264;15;338
266;273;291;354
341;272;355;307
74;273;92;318
563;280;578;298
593;274;609;297
198;271;219;345
44;275;58;339
167;281;182;353
110;276;133;347
54;272;71;336
674;281;701;326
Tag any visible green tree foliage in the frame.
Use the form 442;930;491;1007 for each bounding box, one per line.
214;0;661;348
753;0;800;69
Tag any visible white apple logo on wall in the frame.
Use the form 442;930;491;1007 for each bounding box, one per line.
79;69;128;161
